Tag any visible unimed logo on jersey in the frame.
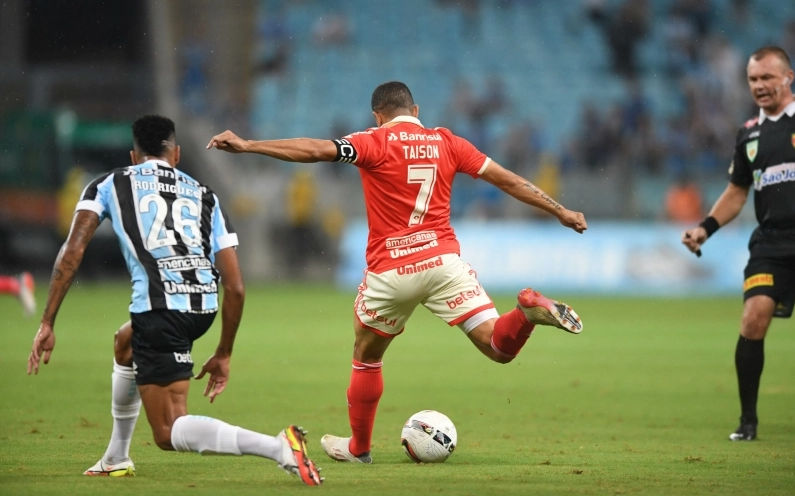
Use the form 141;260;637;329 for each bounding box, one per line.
753;162;795;191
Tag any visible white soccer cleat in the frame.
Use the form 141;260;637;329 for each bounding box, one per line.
517;288;583;334
277;425;323;486
320;434;372;464
83;459;135;477
17;272;35;317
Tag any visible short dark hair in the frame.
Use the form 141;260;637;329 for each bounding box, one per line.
371;81;415;114
132;115;176;156
750;46;792;70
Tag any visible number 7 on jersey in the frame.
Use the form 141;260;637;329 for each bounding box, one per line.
407;164;437;226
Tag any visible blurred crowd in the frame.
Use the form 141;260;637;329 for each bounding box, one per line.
177;0;795;221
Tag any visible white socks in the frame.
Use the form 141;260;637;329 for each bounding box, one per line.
102;360;141;464
170;415;285;463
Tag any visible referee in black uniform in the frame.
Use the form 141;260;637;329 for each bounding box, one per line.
683;46;795;441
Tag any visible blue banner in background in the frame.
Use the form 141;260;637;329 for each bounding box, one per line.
337;221;756;296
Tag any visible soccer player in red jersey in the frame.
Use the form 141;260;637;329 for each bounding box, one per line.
208;81;588;463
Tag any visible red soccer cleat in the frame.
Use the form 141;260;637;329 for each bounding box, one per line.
517;288;582;334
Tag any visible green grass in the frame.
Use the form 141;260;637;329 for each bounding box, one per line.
1;283;793;495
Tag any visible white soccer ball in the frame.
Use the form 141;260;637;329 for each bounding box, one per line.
400;410;457;463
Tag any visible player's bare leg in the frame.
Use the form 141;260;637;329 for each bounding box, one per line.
731;295;776;441
137;380;322;485
321;317;393;464
84;322;140;477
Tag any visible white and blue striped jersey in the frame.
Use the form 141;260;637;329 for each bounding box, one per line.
76;159;238;314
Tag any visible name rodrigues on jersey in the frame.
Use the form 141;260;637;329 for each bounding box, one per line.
157;255;213;271
403;145;440;160
132;180;203;199
164;280;218;295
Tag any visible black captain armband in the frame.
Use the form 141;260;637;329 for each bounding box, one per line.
333;138;358;164
699;216;720;238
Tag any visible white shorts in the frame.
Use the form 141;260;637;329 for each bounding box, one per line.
353;253;499;337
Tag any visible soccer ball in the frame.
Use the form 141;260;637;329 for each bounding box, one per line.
400;410;457;463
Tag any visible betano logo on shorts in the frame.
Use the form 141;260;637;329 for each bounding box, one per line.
396;256;443;275
386;231;439;259
446;286;484;309
744;273;773;291
752;162;795;191
173;351;193;364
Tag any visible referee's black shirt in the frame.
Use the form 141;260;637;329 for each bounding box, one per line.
730;101;795;258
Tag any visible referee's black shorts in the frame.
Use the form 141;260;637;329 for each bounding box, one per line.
743;256;795;318
131;310;216;385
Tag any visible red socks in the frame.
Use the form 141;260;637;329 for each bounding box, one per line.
347;359;383;456
0;276;20;295
490;307;535;360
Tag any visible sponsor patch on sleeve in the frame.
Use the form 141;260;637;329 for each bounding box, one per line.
744;273;774;291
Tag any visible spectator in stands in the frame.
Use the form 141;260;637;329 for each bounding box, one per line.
180;32;209;115
663;6;698;76
781;20;795;67
603;0;649;78
676;0;712;36
498;121;539;175
665;174;703;223
583;0;607;24
254;10;291;77
312;14;351;46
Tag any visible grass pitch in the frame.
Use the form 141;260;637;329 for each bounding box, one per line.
1;283;793;495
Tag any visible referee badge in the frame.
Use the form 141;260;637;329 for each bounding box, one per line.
746;140;758;162
791;133;795;149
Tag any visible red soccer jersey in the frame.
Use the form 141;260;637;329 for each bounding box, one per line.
341;116;490;273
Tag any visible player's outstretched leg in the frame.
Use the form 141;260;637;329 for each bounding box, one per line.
169;415;323;485
517;288;582;334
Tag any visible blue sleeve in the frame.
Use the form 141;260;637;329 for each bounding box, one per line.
211;194;238;253
75;173;113;222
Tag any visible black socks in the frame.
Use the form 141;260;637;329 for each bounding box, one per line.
734;336;765;425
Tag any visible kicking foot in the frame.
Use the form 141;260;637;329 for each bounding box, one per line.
517;288;582;334
320;435;372;463
18;272;35;317
729;422;756;441
278;425;323;485
83;459;135;476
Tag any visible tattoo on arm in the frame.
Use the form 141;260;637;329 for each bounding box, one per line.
522;182;562;211
41;212;100;325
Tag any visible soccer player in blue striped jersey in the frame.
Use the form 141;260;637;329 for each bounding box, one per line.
26;115;322;485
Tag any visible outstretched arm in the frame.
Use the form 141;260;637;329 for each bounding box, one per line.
195;246;245;402
206;130;337;163
479;160;587;233
28;210;100;374
682;182;750;254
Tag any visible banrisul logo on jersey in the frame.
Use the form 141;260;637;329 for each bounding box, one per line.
753;162;795;191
